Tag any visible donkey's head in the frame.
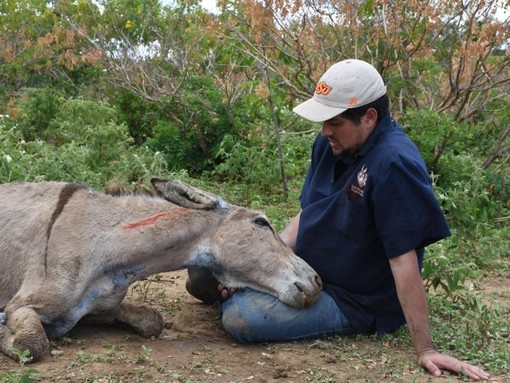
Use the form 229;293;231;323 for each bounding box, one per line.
206;207;323;308
151;178;322;308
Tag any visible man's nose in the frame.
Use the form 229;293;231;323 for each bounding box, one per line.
320;123;331;137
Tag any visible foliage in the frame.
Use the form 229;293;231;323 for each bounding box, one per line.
212;133;280;188
11;348;33;366
0;349;41;383
400;109;464;173
207;120;314;201
0;100;167;189
0;369;40;383
113;91;164;144
402;108;509;265
146;74;242;173
0;0;101;94
428;293;510;373
17;88;62;141
385;290;510;376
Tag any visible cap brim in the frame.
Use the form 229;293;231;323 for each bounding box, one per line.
293;98;346;123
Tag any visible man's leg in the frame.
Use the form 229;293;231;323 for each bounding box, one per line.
219;288;354;344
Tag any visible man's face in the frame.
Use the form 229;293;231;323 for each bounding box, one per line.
320;110;377;156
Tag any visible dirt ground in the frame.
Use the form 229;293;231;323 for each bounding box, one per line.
1;269;508;383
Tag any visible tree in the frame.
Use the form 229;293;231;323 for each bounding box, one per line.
0;0;101;94
217;0;510;169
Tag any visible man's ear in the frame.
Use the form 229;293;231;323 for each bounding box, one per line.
363;107;378;125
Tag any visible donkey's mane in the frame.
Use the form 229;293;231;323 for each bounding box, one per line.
103;181;157;198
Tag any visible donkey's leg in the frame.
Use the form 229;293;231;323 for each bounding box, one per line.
82;302;165;338
0;307;49;363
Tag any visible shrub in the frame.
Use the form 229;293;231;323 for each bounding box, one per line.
0;100;167;188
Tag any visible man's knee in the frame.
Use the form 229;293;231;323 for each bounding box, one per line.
220;289;279;344
221;300;256;344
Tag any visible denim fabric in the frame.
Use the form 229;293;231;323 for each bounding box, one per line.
219;288;354;344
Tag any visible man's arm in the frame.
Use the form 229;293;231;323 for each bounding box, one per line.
389;250;490;381
279;211;301;250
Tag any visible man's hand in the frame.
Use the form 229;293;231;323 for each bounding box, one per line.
418;349;490;381
390;252;490;382
218;283;237;300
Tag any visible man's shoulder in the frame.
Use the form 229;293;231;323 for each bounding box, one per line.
374;123;422;161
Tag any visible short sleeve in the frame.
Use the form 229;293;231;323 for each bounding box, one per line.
372;158;450;258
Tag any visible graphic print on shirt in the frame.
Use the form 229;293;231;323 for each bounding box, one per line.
347;165;367;203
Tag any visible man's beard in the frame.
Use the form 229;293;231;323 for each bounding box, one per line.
332;146;357;156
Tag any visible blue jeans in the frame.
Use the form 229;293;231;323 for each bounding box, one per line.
219;288;354;344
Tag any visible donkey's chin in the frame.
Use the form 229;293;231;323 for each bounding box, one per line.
277;281;321;308
216;271;322;308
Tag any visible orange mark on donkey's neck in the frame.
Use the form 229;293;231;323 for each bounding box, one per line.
122;211;177;230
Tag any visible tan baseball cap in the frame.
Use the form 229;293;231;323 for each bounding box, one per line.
293;59;387;122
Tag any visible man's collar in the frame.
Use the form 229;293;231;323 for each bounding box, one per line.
356;113;393;158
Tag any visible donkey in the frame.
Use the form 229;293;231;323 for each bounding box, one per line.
0;178;322;362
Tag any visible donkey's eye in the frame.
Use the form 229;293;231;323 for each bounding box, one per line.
254;217;271;228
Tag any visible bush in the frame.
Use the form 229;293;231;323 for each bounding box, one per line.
148;120;205;172
0;100;167;189
17;87;62;141
400;109;509;307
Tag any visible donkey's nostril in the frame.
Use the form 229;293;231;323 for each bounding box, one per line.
314;275;323;289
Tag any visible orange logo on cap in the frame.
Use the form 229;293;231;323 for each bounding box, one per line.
348;97;358;105
315;82;332;95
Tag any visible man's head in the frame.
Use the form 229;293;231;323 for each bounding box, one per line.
293;59;387;123
293;59;389;155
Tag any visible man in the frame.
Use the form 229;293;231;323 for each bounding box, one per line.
186;59;490;381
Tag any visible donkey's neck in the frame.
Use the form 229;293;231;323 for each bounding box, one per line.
106;201;223;277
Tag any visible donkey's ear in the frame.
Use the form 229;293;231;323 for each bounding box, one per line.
151;178;225;210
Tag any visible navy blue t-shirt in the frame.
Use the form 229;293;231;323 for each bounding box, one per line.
295;114;451;335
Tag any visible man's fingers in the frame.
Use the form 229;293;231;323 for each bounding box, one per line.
422;360;442;377
461;364;490;381
218;284;237;299
422;357;490;381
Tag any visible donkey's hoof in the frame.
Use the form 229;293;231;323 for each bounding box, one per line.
0;312;6;325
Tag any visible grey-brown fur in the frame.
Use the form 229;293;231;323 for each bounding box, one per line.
0;178;322;362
